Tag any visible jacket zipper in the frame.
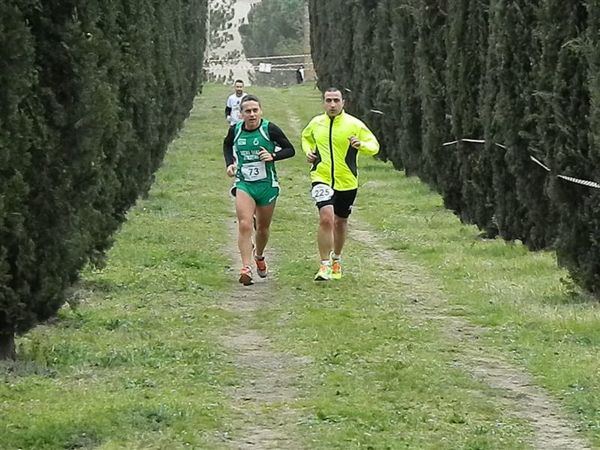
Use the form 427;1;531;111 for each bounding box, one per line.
329;116;335;189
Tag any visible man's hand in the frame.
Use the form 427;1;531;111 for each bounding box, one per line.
226;164;236;177
349;136;361;149
306;151;318;163
258;147;274;162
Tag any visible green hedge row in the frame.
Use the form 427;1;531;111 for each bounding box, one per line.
308;0;600;295
0;0;207;356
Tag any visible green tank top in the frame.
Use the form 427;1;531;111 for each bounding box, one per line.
234;119;278;186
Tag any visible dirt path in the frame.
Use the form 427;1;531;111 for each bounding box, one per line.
285;110;303;137
350;222;591;450
218;217;305;449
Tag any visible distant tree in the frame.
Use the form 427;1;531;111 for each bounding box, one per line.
239;0;304;58
208;0;235;52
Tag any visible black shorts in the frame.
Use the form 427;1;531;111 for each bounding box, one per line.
312;182;357;218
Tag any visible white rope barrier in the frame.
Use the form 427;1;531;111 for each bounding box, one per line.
442;138;600;189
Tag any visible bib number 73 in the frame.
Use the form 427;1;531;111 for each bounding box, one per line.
241;161;267;181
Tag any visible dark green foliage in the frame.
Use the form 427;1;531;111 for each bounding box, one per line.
391;1;423;176
349;0;376;115
307;1;326;85
553;2;599;292
239;0;305;58
0;1;38;348
0;0;207;348
239;0;305;86
345;1;382;158
527;0;564;248
415;1;451;190
309;0;356;93
445;0;495;231
482;1;537;244
308;0;600;293
370;0;397;164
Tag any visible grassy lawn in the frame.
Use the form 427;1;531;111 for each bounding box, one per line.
1;83;598;449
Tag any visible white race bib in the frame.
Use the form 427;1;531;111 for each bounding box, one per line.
311;183;334;202
241;161;267;181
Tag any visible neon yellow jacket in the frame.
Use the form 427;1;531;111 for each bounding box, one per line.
301;111;379;191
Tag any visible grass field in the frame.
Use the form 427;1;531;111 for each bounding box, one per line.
1;83;599;449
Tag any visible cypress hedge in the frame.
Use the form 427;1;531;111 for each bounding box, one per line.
0;0;207;358
370;0;396;164
482;0;539;245
391;1;423;176
446;0;492;229
553;3;598;292
308;0;600;295
415;0;450;191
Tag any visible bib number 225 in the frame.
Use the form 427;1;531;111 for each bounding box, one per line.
311;183;334;202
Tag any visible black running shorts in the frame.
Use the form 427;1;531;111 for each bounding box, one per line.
312;182;357;219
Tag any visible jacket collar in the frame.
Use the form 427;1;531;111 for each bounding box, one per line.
327;110;345;122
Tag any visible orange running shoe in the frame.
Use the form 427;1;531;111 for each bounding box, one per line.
239;266;254;285
314;263;332;281
331;258;342;280
255;256;268;278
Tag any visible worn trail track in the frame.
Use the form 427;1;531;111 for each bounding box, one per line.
351;223;591;450
219;218;305;449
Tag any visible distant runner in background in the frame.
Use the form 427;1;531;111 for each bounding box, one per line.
223;94;296;285
295;65;305;84
225;79;246;126
302;87;379;281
